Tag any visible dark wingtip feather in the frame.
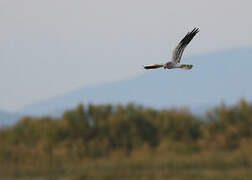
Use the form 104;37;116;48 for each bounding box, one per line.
179;27;200;45
193;27;200;34
143;64;164;70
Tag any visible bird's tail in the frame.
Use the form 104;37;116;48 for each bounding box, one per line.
180;64;193;70
143;64;164;70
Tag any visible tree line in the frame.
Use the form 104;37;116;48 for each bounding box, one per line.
0;99;252;165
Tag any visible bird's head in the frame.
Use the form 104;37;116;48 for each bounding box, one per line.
164;62;173;69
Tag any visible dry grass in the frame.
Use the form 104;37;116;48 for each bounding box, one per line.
1;151;252;180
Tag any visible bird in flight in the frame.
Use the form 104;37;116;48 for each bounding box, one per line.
143;28;199;70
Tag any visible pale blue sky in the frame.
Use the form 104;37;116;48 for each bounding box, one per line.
0;0;252;111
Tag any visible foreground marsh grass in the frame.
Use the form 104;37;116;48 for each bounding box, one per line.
1;152;252;180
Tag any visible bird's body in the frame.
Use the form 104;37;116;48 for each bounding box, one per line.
143;28;199;70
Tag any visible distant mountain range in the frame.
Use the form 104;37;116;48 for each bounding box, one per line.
1;48;252;125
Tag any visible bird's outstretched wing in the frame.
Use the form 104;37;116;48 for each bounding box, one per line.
171;28;199;63
143;64;164;70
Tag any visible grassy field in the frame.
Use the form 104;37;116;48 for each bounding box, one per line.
1;152;251;180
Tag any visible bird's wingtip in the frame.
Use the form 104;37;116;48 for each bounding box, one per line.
194;27;200;32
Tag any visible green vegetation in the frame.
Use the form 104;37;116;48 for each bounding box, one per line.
1;100;252;179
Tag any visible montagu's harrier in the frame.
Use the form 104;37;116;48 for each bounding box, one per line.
144;28;199;70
